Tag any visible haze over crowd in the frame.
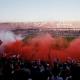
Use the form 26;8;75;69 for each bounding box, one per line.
0;31;80;62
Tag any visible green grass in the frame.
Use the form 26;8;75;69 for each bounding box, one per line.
64;36;76;42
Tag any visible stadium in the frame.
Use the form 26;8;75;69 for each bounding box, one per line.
0;0;80;80
0;23;80;80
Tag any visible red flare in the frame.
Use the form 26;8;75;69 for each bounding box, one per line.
3;34;80;62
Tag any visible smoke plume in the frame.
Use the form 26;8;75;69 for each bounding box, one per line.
0;32;80;62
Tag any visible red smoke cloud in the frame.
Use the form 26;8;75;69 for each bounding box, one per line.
4;40;24;57
67;38;80;61
3;34;80;62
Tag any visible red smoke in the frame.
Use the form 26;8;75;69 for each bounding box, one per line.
67;38;80;61
3;34;80;62
4;40;24;57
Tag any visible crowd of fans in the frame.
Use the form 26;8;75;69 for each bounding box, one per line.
0;56;80;80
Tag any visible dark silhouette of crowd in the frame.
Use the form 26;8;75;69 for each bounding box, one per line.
0;56;80;80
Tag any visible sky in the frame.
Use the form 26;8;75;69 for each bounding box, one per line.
0;0;80;22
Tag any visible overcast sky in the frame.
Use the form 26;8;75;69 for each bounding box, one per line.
0;0;80;22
